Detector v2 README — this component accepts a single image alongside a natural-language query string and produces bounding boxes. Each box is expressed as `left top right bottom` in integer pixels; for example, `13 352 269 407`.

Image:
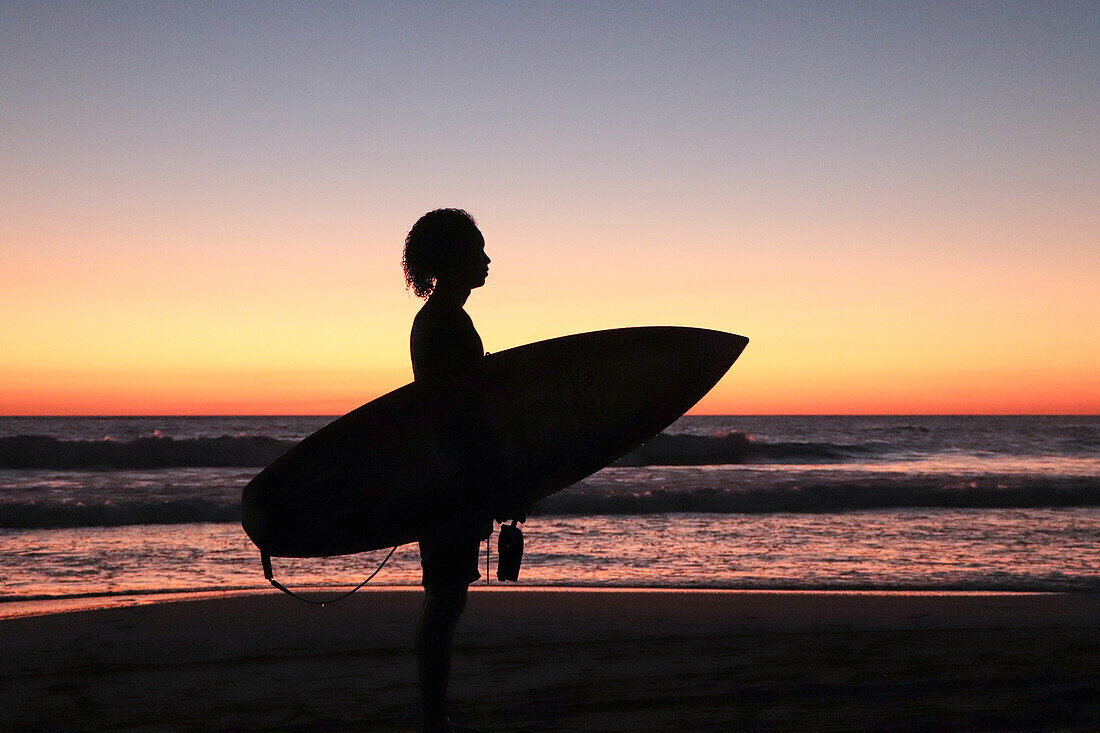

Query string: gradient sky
2 1 1097 414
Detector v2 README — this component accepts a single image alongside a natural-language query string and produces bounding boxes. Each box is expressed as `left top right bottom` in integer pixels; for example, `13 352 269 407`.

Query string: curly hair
402 208 482 298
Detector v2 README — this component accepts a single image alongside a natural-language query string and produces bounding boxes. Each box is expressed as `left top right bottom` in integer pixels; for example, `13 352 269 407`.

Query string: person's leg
416 584 468 732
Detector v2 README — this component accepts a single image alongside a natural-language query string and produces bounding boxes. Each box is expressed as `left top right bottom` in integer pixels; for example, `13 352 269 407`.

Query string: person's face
453 234 490 289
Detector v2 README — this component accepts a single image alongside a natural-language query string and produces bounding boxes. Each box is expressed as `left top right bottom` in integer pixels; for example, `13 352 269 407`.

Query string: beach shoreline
0 584 1063 621
4 588 1098 731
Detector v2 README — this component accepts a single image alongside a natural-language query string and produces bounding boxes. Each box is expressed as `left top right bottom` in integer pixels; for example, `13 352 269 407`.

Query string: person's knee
425 584 468 622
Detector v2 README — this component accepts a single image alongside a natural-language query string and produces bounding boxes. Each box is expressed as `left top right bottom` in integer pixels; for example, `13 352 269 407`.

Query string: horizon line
3 413 1097 419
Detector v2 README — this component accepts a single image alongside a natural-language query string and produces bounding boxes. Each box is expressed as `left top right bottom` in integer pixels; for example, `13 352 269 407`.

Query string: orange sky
2 4 1097 415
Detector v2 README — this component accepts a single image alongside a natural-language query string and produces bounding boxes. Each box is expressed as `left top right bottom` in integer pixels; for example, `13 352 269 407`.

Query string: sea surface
1 415 1097 603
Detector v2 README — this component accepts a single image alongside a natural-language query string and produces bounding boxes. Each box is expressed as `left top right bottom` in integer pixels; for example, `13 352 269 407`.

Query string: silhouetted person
403 208 496 733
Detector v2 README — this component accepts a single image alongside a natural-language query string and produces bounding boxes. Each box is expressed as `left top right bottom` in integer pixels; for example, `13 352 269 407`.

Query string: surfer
403 208 510 733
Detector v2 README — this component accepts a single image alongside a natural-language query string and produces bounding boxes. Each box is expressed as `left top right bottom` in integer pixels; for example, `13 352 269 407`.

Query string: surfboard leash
260 546 397 607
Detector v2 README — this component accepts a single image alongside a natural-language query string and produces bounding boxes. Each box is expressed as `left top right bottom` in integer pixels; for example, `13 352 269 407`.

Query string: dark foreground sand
3 589 1098 731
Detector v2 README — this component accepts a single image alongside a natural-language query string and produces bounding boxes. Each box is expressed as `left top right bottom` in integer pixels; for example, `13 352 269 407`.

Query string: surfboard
242 326 747 558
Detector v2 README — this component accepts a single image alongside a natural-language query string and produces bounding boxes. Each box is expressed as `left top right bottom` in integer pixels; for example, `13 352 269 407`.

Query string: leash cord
264 545 398 607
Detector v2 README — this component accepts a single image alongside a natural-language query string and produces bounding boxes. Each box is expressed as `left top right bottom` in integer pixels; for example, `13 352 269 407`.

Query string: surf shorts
418 518 492 591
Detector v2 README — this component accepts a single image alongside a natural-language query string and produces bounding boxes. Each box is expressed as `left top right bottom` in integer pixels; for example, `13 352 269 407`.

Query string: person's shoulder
412 299 467 333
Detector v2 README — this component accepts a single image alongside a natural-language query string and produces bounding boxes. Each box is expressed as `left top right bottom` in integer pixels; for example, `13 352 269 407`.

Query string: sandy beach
2 589 1098 731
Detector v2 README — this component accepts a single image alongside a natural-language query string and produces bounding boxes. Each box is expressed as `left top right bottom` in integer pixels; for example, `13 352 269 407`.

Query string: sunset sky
2 1 1097 415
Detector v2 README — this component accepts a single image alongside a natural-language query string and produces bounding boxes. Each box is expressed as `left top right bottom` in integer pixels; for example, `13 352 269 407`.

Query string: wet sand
3 589 1098 731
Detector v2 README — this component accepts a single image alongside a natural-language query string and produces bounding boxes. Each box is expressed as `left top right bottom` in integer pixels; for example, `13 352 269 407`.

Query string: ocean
1 415 1097 604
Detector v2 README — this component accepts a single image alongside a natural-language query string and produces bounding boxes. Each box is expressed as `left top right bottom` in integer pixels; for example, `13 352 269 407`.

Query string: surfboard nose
664 327 748 374
573 326 746 421
711 330 749 367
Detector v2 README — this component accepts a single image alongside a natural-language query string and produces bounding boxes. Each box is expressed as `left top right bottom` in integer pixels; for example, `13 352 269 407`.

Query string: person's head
403 208 489 299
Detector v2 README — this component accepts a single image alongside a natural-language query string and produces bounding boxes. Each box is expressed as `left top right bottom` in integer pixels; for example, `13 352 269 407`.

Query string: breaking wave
3 476 1096 529
540 476 1100 514
614 431 883 465
0 435 292 469
0 431 877 469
